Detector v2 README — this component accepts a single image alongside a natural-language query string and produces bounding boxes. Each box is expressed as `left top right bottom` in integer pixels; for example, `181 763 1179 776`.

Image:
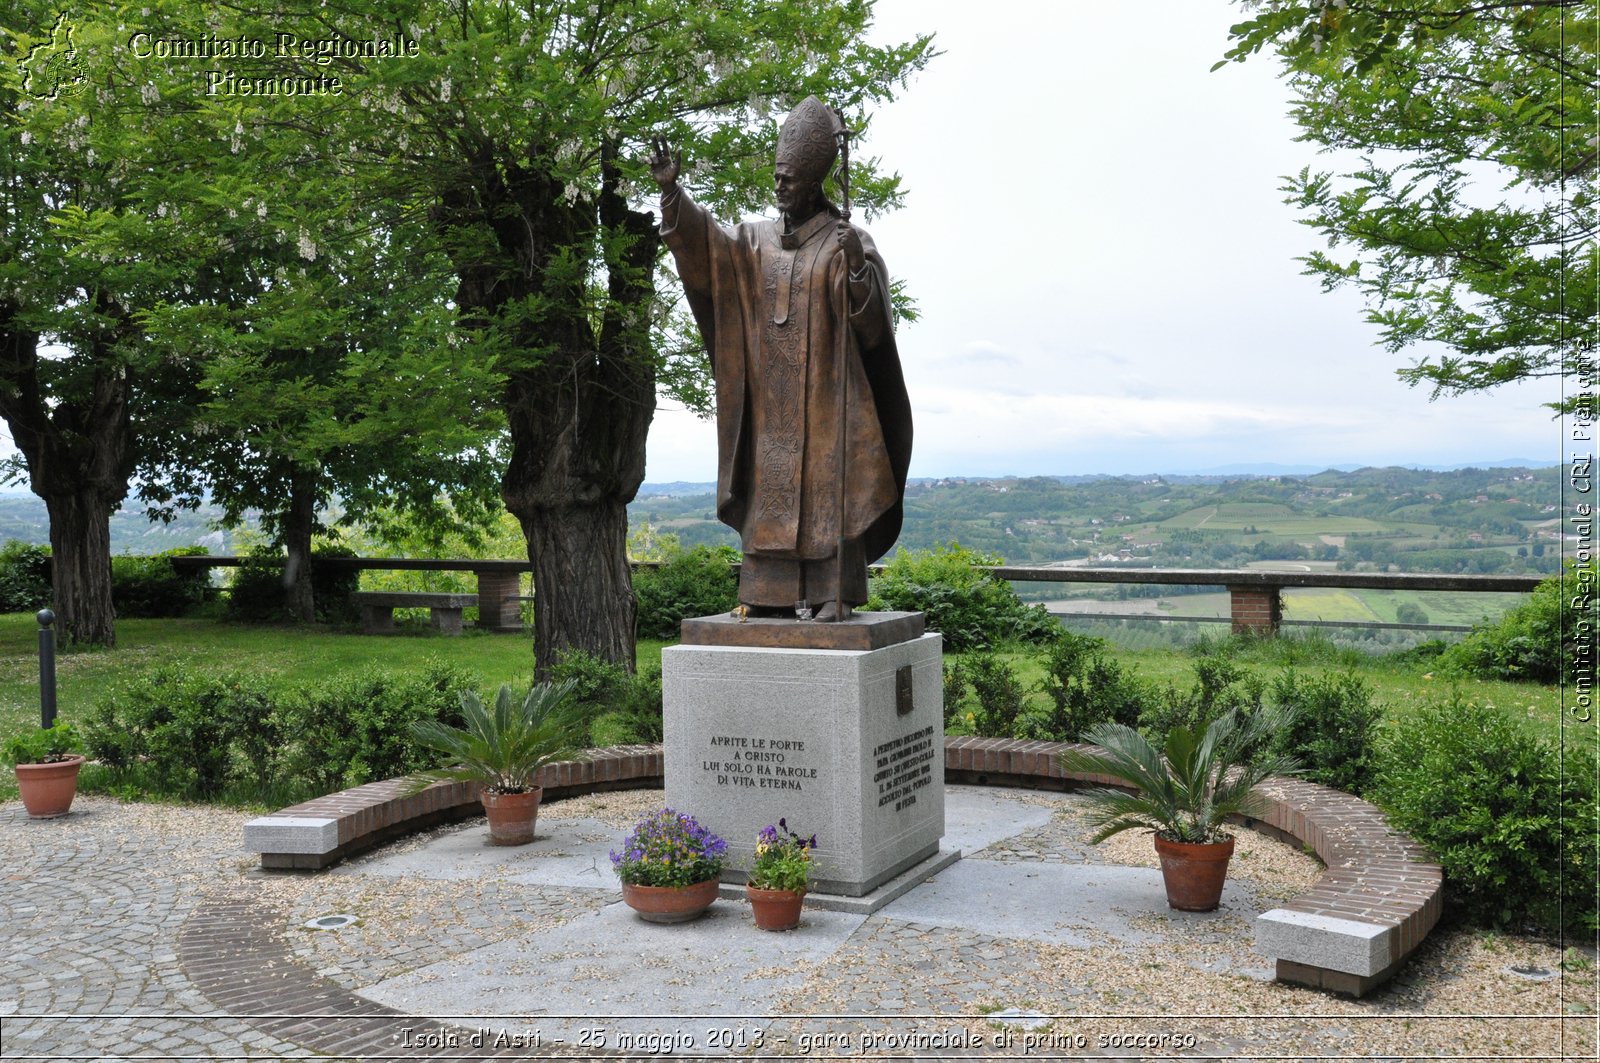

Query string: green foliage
84 666 273 798
4 721 83 766
278 664 476 792
0 541 52 613
748 819 818 893
1139 650 1267 747
83 659 479 802
224 544 361 623
1219 2 1594 412
869 543 1057 651
1266 670 1383 795
407 681 585 795
944 652 1028 738
1061 708 1301 844
1394 602 1429 626
1443 561 1590 683
1020 632 1147 742
550 649 665 746
632 544 739 640
1372 692 1598 934
110 547 210 618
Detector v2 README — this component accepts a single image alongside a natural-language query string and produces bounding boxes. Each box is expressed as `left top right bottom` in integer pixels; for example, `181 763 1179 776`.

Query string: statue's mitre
775 95 841 186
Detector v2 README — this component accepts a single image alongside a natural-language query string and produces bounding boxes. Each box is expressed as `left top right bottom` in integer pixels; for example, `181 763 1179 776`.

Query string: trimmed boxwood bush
111 547 211 618
0 540 52 613
1372 691 1598 934
631 544 739 639
867 542 1057 651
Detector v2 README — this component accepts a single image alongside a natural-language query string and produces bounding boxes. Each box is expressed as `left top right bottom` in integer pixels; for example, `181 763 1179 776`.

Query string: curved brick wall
245 737 1440 997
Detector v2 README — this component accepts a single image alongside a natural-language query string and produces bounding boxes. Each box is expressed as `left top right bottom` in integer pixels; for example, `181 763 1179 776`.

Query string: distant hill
630 463 1565 576
0 463 1567 581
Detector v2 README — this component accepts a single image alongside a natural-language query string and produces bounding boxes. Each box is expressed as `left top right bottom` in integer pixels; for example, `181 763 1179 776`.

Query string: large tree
214 0 934 676
1220 1 1595 413
0 7 197 644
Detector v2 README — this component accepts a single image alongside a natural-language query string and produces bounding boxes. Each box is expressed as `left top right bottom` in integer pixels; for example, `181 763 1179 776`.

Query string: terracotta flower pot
480 786 542 846
621 879 721 923
747 885 805 931
14 755 86 819
1153 833 1235 912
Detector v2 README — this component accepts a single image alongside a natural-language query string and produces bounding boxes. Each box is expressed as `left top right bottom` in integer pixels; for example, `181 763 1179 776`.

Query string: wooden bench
348 591 478 635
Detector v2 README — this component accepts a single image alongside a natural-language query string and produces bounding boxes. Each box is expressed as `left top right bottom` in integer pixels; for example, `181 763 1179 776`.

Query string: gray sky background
644 0 1564 482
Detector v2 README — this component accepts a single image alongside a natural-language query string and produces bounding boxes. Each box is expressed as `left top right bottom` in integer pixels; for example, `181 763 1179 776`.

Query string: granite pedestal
663 614 945 898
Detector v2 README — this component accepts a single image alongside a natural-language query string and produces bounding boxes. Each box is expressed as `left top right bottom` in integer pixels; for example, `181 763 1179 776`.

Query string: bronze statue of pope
650 97 911 622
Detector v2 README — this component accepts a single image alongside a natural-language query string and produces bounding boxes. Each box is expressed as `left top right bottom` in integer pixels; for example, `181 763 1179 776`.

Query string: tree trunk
0 295 134 647
516 497 637 681
282 467 318 622
443 142 660 681
43 490 117 646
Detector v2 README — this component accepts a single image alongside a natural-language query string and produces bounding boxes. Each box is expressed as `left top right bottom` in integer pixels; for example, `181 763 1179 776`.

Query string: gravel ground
3 788 1594 1061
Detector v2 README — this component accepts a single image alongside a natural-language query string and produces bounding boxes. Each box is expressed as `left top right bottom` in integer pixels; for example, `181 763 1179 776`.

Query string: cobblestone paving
0 799 316 1061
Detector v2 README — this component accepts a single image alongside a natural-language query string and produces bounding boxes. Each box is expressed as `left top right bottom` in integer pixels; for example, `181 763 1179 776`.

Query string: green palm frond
404 679 586 795
1060 708 1300 844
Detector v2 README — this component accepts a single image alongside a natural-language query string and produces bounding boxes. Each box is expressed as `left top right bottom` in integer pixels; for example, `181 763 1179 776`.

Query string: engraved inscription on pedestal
662 632 944 897
872 724 935 812
701 735 818 792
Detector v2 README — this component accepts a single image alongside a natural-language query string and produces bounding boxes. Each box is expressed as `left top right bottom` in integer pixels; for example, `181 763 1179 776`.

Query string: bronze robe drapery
661 188 911 608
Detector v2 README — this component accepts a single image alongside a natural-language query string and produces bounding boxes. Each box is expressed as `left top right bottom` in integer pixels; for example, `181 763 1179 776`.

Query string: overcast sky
644 0 1565 483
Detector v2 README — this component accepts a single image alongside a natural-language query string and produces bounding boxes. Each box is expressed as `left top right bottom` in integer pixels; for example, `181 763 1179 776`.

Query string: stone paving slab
2 787 1590 1062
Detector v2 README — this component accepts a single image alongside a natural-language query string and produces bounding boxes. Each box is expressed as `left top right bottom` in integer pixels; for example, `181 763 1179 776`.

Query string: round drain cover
304 913 359 931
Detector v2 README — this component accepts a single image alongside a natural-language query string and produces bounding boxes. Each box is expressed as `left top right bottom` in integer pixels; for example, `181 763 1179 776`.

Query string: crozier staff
651 96 911 622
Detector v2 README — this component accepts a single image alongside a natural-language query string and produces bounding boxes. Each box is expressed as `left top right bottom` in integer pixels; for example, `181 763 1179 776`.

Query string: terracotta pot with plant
406 680 584 845
6 722 88 819
1059 708 1298 911
611 809 728 923
746 819 816 931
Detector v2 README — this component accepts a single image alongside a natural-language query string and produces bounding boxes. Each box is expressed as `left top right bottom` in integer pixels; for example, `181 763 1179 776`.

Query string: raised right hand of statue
649 136 680 192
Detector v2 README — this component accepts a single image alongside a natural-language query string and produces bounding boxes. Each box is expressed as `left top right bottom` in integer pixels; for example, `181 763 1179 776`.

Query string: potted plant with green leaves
405 680 584 846
1059 708 1298 911
746 818 817 931
611 809 728 923
5 721 87 819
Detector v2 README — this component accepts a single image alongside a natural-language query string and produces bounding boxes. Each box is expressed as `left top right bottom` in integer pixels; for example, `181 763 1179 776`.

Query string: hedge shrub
0 540 52 613
1442 560 1591 683
632 544 740 639
1019 631 1147 741
111 547 211 618
84 659 479 803
868 543 1057 651
225 544 361 623
1265 669 1382 796
1372 692 1598 934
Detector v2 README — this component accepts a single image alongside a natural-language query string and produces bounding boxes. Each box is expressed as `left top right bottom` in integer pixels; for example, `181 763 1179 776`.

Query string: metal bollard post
37 608 56 729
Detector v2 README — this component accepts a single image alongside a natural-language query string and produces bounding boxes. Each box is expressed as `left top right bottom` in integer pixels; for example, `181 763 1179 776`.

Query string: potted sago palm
1059 708 1298 911
406 680 584 845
